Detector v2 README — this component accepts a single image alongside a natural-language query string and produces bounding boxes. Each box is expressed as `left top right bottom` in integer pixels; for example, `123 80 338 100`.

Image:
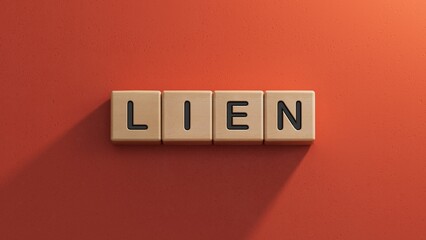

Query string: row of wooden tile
111 90 315 145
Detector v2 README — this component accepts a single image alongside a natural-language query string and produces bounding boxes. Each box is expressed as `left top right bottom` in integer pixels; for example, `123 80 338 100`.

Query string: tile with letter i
162 91 212 144
111 91 161 144
264 90 315 145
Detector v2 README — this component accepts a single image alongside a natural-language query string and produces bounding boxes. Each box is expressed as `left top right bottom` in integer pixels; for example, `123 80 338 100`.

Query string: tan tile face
214 91 264 144
265 91 315 144
111 91 161 143
162 91 212 144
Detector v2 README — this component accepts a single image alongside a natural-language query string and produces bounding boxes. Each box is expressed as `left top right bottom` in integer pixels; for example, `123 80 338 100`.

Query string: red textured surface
1 0 426 239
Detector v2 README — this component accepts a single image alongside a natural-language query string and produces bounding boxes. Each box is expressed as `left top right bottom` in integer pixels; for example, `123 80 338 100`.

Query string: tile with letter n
111 90 161 144
162 90 212 144
264 90 315 145
213 90 264 145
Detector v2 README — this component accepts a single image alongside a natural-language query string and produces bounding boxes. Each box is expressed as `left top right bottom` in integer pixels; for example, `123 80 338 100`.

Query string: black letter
277 101 302 130
184 100 191 130
127 101 148 130
227 101 249 130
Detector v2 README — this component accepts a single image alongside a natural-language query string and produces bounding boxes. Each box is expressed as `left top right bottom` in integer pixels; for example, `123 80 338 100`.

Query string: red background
1 0 426 239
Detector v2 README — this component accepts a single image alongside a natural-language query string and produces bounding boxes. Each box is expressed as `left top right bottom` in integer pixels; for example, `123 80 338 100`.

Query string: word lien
111 90 315 145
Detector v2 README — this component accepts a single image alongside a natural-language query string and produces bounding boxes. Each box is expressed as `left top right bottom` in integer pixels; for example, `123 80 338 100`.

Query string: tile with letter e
111 91 161 144
213 91 264 144
162 91 212 144
264 90 315 144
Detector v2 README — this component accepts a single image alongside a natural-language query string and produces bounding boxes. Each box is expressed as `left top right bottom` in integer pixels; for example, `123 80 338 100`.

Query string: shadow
0 101 309 240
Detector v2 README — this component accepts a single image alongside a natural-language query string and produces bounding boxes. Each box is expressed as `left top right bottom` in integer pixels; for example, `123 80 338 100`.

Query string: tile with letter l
111 90 161 144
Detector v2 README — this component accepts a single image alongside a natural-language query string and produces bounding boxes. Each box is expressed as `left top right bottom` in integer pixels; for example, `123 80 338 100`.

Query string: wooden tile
111 91 161 144
264 90 315 144
162 91 212 144
213 91 263 144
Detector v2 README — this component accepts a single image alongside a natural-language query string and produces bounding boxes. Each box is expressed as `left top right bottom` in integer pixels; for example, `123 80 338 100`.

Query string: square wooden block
265 90 315 144
214 91 264 144
111 91 161 144
162 91 212 144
